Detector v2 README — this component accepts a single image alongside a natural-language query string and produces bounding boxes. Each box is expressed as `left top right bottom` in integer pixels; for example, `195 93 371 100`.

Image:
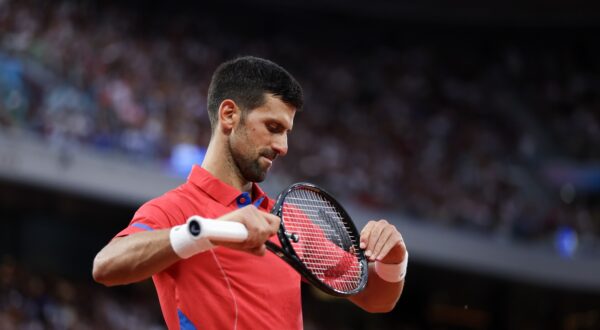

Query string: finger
263 214 281 234
255 221 275 246
261 212 281 225
364 220 387 259
249 244 266 256
242 213 258 237
359 221 376 249
252 209 279 234
371 226 394 259
243 213 265 248
377 232 405 262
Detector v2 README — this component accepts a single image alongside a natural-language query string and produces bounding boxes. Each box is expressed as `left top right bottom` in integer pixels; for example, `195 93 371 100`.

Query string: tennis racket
187 182 369 297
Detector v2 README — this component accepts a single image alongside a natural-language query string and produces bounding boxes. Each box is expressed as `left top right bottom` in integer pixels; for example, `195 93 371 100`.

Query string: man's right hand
212 205 280 256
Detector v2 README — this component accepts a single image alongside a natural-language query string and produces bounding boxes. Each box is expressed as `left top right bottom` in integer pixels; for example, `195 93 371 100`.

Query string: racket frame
266 182 369 297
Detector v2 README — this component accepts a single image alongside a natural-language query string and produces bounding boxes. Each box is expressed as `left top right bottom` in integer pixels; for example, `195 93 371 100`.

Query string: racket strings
282 188 364 292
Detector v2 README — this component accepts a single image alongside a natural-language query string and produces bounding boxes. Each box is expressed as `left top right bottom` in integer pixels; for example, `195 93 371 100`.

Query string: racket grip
189 216 248 242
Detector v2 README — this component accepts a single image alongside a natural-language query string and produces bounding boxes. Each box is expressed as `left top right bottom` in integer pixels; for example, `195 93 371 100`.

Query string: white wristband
374 251 408 283
169 216 214 259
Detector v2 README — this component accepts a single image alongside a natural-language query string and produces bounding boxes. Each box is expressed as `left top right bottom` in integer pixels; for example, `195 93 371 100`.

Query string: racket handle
188 216 248 242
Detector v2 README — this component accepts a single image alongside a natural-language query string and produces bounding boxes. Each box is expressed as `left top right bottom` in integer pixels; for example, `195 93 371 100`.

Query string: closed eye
267 122 285 134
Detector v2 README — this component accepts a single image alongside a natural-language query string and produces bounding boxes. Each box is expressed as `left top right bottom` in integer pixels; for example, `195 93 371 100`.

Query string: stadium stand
0 0 599 328
1 0 597 245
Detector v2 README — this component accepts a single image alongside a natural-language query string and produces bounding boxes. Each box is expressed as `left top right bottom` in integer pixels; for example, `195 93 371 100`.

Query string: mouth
260 150 277 163
259 150 278 169
261 156 273 167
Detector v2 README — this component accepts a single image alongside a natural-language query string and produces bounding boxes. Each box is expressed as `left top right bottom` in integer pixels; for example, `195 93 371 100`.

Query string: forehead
248 94 296 128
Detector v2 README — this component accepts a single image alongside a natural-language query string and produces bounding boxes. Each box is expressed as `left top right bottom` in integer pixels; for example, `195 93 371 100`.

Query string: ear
218 99 241 135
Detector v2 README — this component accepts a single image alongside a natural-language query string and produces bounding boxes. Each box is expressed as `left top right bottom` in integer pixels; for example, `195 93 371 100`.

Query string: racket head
270 182 368 297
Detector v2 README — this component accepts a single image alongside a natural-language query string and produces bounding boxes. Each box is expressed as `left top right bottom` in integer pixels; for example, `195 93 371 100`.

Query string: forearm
351 219 408 313
93 207 280 286
92 230 180 286
348 263 404 313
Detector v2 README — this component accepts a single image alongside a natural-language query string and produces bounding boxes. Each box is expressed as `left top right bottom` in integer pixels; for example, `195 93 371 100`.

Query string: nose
272 133 288 157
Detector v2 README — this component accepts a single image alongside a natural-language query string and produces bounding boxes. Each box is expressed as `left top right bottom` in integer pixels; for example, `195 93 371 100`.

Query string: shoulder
136 183 203 223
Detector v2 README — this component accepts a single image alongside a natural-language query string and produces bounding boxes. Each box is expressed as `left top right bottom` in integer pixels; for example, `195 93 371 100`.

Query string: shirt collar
187 165 269 208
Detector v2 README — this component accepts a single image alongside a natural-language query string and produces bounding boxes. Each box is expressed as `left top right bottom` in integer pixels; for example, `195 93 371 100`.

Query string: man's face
228 94 296 183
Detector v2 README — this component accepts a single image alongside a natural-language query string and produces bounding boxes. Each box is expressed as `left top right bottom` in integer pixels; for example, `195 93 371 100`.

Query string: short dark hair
206 56 303 130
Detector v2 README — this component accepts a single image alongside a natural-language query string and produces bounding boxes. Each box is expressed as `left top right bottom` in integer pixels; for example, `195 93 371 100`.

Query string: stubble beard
229 130 268 183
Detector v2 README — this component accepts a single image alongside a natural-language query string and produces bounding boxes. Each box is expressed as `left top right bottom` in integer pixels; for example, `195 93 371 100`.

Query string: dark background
1 0 599 329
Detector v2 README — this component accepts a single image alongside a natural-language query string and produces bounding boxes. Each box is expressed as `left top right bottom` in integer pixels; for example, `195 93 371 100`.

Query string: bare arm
92 205 280 287
348 220 407 313
92 230 177 286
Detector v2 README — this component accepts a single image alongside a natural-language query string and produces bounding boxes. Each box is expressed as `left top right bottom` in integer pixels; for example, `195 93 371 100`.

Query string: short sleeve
114 202 174 238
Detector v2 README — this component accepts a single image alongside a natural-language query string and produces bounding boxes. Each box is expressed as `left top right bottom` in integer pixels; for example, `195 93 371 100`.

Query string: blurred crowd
0 255 164 330
1 254 399 330
0 0 598 248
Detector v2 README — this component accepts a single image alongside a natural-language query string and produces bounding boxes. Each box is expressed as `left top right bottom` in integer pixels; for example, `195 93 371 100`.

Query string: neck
201 134 252 193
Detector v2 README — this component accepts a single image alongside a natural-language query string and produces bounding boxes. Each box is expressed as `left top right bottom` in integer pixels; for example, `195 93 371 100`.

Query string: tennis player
92 56 408 329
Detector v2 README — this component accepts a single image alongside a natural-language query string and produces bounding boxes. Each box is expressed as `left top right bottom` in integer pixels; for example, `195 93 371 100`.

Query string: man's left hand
359 219 406 264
